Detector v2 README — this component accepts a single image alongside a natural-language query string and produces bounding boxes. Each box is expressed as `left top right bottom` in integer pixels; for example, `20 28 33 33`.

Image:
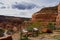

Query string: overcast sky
0 0 60 18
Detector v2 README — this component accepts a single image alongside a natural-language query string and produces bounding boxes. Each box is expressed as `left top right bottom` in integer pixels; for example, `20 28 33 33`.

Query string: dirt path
12 32 20 40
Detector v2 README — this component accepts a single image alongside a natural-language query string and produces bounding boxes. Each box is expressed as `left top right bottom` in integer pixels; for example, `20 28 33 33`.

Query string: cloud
0 7 41 18
0 2 4 5
0 0 60 18
0 6 6 9
12 2 38 10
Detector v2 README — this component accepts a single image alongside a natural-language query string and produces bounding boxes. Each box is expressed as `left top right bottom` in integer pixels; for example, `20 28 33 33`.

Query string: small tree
47 22 56 30
29 21 42 28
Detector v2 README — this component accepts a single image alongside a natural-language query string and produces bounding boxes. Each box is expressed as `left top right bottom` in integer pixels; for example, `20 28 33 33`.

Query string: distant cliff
0 15 30 24
0 15 31 29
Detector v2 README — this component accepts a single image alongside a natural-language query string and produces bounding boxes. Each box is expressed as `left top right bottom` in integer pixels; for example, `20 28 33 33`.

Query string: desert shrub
6 29 14 35
26 27 33 32
0 29 5 37
21 35 29 40
47 22 56 30
53 35 60 40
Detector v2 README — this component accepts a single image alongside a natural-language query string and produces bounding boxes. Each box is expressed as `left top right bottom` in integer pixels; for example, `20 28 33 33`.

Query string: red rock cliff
32 6 58 22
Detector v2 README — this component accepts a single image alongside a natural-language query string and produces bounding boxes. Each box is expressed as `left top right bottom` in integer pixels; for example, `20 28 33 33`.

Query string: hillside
0 15 30 25
32 5 58 22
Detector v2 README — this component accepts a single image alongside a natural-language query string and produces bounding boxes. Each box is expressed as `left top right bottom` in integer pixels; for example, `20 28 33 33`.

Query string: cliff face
32 6 58 22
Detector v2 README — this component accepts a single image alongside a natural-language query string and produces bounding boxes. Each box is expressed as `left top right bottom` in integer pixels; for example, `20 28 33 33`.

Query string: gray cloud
0 6 6 9
12 2 39 10
0 2 4 5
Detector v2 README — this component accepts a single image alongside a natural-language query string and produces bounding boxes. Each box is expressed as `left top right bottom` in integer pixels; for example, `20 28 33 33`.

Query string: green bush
0 29 5 37
22 35 29 40
47 22 56 30
26 27 33 32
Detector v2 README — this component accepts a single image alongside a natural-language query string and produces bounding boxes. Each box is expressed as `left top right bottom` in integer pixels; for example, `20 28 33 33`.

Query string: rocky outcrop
36 6 58 14
0 35 12 40
32 5 58 22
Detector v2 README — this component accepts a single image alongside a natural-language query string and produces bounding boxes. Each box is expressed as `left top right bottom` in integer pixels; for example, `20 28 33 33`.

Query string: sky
0 0 60 18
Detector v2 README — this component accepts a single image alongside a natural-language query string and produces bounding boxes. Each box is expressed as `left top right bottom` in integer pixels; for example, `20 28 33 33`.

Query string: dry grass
12 31 60 40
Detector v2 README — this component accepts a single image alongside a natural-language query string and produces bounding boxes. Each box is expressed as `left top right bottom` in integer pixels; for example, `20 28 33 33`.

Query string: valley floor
12 31 60 40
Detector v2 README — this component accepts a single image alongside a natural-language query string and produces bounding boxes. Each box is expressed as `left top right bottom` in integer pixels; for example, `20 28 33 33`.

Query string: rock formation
32 5 58 22
56 3 60 28
31 3 60 26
